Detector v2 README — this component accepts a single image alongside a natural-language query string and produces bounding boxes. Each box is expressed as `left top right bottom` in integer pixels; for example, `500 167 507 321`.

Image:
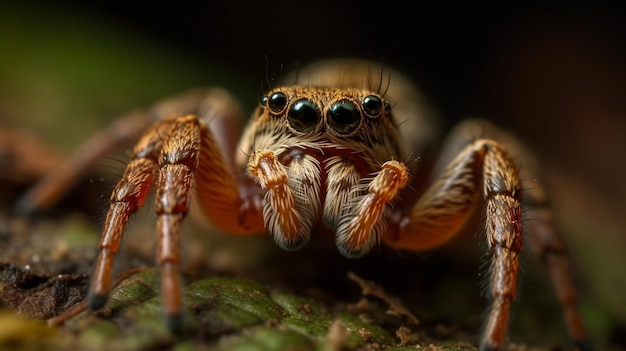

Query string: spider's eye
266 92 288 114
288 98 321 133
327 100 361 134
362 95 383 117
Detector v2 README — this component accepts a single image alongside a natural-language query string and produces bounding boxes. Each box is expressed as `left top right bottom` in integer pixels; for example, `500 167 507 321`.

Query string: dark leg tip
14 196 36 217
165 313 184 334
479 344 499 351
574 339 594 351
88 293 109 310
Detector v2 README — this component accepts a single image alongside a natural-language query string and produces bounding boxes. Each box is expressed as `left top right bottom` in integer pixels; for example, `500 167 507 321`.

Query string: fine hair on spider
16 57 591 351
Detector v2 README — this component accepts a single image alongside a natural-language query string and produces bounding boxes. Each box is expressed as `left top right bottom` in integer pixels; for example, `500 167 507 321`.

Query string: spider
18 58 590 351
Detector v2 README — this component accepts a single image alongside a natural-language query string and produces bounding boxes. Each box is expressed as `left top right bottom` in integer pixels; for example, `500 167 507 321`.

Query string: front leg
385 138 523 351
88 115 201 331
89 89 269 331
155 115 201 329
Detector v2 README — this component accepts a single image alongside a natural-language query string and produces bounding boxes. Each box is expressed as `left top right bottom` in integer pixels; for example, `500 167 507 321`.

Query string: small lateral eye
264 92 288 114
327 100 361 134
288 98 321 133
362 95 383 117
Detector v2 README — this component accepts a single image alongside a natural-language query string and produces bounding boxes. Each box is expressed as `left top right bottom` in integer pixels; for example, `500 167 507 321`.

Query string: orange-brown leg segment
89 89 266 331
89 99 261 325
481 142 523 351
154 115 201 329
190 90 267 237
385 138 523 351
444 119 590 350
525 201 591 350
16 88 242 216
16 111 151 215
521 161 591 351
89 117 176 310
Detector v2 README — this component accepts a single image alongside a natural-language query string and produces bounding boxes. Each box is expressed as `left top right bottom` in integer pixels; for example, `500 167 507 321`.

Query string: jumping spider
18 59 590 350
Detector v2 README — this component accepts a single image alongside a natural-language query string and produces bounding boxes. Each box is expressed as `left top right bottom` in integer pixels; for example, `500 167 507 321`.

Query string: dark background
5 0 624 177
32 0 624 122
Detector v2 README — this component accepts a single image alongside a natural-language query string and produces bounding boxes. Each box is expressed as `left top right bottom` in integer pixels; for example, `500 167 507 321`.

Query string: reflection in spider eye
288 99 320 133
362 95 383 117
266 92 288 113
328 100 361 134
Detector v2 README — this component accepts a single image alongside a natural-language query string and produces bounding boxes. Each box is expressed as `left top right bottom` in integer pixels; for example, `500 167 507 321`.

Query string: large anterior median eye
288 98 321 133
327 100 361 134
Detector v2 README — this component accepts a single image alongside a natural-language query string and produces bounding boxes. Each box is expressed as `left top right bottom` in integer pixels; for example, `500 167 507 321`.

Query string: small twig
347 271 418 325
47 266 150 327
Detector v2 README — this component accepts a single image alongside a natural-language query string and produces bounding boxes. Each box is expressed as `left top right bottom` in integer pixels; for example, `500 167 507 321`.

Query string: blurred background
1 0 625 349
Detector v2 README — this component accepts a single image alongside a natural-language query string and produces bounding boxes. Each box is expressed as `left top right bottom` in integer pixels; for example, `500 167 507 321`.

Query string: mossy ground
0 197 580 351
0 209 481 351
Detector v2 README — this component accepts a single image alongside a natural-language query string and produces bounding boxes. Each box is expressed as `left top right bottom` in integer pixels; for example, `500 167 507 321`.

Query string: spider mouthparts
87 292 109 310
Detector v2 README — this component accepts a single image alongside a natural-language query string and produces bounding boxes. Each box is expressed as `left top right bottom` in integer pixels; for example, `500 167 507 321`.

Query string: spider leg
15 110 150 215
387 118 590 350
15 88 232 215
89 116 177 310
89 88 262 331
445 119 591 350
154 115 201 330
91 111 254 330
385 136 523 351
525 199 592 350
190 88 268 236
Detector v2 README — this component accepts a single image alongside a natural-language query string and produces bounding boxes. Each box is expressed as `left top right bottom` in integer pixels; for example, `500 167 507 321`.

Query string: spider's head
257 86 393 140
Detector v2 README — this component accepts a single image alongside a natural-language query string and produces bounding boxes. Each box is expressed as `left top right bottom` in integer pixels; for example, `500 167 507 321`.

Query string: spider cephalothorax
242 86 408 257
18 58 591 351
